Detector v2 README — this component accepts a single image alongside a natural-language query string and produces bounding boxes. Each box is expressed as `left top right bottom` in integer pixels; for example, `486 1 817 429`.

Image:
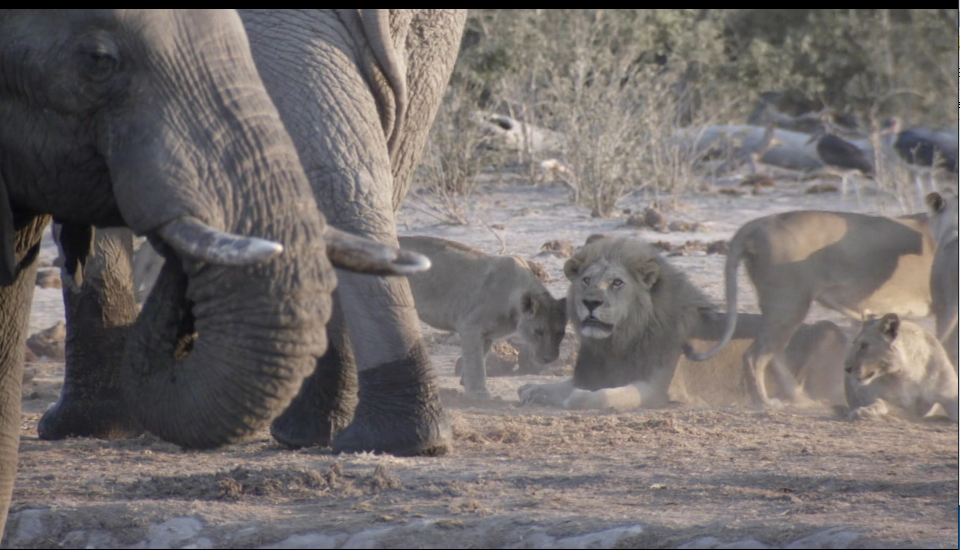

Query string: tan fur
842 314 957 422
518 236 715 411
925 192 958 368
688 210 936 407
399 236 566 397
673 321 849 407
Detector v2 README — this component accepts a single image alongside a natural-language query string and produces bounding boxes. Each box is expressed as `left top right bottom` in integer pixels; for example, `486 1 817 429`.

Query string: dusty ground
4 172 958 548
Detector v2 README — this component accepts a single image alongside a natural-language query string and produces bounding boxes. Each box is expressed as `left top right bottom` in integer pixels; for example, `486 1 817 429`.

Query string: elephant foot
38 387 143 440
271 341 358 449
333 344 451 457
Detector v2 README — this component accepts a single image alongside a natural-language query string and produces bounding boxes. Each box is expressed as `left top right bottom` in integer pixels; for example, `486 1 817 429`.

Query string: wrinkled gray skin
0 9 346 537
41 10 468 454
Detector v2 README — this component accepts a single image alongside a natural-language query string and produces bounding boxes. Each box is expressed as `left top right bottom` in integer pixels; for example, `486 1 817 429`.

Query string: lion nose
582 299 603 312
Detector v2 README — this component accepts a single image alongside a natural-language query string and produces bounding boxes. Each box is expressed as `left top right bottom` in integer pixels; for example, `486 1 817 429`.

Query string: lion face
516 293 567 364
564 255 659 340
845 313 900 383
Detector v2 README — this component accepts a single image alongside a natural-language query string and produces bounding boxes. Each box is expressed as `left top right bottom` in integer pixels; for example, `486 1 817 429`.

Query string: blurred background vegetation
417 9 959 218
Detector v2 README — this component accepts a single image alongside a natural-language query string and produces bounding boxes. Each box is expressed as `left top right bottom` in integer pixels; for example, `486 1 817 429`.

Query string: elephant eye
534 329 544 337
582 277 591 286
611 279 624 288
79 36 121 84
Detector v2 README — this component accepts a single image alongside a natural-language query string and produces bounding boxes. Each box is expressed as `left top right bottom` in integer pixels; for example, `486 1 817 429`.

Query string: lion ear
634 259 660 289
879 313 900 340
563 257 582 281
926 192 946 214
521 292 539 317
584 233 608 245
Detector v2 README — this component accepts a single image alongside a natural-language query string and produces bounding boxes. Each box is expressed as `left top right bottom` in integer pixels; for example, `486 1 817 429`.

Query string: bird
805 119 874 195
882 117 958 173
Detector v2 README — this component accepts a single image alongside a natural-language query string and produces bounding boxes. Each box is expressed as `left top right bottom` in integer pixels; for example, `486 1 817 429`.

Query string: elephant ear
54 223 93 288
0 173 15 286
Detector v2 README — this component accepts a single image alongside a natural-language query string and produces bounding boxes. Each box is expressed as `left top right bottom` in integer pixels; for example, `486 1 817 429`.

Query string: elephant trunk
123 249 328 448
110 19 335 448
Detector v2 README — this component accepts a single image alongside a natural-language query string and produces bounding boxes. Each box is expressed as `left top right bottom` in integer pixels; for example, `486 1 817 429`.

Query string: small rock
784 527 859 549
706 240 729 255
740 174 775 188
490 224 506 231
805 182 839 194
716 539 770 550
26 322 66 361
35 270 61 289
679 536 721 549
643 207 668 231
668 221 706 233
146 517 203 549
717 187 746 196
553 524 644 549
540 240 574 259
342 526 395 549
10 509 46 546
260 533 342 549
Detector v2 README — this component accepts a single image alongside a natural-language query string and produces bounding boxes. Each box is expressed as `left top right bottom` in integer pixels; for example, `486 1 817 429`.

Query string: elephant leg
38 227 143 440
271 298 358 448
0 215 50 535
331 271 449 457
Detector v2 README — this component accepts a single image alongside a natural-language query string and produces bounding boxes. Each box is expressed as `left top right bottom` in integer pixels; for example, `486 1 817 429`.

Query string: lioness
925 192 958 368
518 236 731 411
687 210 935 407
842 313 958 422
399 236 567 397
674 320 849 407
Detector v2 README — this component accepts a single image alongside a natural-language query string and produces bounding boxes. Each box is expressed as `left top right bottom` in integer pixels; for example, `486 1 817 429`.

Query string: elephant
38 10 468 454
0 9 429 537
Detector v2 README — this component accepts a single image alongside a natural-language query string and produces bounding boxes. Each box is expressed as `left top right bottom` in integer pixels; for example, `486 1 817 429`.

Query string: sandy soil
5 173 958 548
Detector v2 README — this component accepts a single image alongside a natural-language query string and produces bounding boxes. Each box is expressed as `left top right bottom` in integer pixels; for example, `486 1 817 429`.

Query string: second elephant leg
331 272 450 456
38 227 143 440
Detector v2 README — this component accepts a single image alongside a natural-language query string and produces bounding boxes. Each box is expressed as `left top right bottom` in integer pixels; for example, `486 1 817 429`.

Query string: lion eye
611 279 624 288
582 277 591 286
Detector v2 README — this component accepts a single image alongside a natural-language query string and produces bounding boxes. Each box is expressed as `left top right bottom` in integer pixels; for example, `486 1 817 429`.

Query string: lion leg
518 379 575 408
457 330 490 397
564 382 655 411
746 293 810 407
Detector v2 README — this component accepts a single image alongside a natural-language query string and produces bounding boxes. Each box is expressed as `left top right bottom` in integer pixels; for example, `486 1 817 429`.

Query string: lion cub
843 313 958 422
399 236 567 397
925 192 958 368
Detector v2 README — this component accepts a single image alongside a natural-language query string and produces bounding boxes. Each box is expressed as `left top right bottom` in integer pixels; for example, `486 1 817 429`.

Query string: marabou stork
806 121 874 195
882 117 958 174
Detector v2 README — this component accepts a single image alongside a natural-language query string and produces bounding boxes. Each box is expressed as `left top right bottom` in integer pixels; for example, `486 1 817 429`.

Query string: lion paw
563 389 594 410
518 384 549 407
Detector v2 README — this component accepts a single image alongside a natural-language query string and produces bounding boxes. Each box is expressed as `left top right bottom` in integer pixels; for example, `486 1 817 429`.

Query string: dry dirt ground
4 173 958 549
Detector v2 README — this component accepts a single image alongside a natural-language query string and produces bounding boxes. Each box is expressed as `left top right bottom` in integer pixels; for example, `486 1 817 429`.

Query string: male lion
400 236 567 397
687 210 935 408
925 192 958 368
517 236 717 410
842 313 958 422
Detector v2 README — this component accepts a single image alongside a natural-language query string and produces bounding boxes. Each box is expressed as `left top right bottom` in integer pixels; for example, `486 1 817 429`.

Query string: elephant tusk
324 226 430 276
158 216 283 266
